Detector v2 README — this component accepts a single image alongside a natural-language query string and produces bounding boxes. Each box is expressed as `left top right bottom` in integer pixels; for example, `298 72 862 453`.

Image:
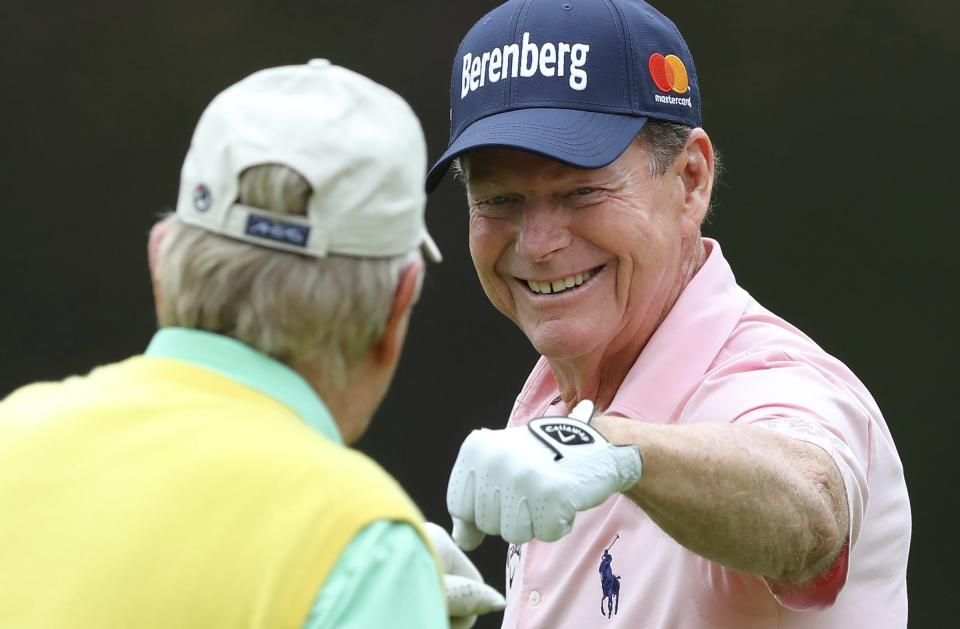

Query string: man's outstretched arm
591 417 849 585
447 403 849 588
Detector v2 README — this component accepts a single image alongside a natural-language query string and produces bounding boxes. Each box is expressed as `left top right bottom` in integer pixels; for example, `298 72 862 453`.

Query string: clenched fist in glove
446 401 643 550
423 522 506 629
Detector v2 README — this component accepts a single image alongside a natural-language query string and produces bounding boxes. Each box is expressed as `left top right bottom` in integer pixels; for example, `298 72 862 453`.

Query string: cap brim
421 231 442 263
425 108 648 192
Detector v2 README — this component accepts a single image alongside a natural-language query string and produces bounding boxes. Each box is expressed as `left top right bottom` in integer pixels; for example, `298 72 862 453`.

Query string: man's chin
526 324 604 362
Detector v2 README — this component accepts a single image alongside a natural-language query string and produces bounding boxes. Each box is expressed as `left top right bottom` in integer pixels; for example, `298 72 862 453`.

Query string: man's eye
472 196 515 213
469 195 516 216
572 187 597 196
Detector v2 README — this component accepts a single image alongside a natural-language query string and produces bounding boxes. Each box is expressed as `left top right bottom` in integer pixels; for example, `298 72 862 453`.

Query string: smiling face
464 135 711 370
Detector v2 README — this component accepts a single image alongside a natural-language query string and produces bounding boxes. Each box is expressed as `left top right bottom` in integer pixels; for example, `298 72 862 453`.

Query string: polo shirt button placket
527 590 542 606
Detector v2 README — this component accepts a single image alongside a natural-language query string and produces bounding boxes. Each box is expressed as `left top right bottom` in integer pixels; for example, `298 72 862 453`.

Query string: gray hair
154 164 421 390
636 120 691 176
635 121 723 213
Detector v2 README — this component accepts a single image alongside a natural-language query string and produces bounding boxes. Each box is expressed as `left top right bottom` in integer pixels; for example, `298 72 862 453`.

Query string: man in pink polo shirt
425 0 910 627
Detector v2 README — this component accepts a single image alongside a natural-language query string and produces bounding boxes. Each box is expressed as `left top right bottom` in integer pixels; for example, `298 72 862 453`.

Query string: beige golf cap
176 59 441 262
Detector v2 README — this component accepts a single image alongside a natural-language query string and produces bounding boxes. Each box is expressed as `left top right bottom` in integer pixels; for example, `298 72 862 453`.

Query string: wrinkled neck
549 236 706 414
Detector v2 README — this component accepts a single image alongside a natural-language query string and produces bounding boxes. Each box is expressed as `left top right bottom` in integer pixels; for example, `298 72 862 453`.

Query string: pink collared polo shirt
501 239 910 629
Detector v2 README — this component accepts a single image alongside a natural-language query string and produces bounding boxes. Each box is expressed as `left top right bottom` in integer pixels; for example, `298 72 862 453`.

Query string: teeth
526 269 596 294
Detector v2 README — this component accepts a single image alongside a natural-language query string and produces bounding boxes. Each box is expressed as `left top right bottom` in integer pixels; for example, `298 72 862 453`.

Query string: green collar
145 327 342 444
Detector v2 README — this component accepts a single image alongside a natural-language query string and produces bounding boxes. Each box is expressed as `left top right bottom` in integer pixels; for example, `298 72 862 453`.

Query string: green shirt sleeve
303 520 448 629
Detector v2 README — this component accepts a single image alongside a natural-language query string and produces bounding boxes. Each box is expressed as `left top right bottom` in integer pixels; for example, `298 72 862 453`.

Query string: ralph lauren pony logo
599 534 621 618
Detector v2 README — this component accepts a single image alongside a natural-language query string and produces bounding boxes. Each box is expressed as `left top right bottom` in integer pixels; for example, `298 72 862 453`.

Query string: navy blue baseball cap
426 0 701 192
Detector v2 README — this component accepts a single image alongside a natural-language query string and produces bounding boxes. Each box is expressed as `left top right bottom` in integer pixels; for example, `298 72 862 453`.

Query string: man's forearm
591 417 849 584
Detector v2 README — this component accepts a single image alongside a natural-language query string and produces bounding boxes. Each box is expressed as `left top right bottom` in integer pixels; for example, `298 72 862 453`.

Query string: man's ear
148 219 170 315
373 259 425 366
674 128 715 236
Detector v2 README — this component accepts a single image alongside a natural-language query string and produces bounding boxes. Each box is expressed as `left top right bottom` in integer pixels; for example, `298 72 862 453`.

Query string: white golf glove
447 401 643 550
423 521 506 629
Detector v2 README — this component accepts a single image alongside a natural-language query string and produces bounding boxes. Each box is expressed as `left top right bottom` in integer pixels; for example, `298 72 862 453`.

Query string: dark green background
1 1 954 626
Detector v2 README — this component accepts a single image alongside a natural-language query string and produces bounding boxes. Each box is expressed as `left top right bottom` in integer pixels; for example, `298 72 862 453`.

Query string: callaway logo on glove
446 401 643 550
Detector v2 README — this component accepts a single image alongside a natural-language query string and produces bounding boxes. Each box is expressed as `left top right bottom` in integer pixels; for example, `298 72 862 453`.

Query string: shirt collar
145 327 342 444
511 239 749 424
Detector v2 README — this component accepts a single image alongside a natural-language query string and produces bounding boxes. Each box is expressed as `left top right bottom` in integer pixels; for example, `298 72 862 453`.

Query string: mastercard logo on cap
648 53 689 94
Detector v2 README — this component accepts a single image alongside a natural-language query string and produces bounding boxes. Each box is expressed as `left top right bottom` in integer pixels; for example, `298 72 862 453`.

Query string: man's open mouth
521 265 604 295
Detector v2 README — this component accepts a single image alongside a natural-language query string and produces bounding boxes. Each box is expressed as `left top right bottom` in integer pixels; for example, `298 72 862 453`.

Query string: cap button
307 58 332 68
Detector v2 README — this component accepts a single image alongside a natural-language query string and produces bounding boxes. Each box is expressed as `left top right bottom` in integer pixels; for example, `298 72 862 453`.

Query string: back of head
154 60 441 390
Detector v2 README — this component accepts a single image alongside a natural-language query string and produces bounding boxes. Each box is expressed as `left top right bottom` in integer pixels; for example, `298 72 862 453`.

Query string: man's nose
515 204 571 262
